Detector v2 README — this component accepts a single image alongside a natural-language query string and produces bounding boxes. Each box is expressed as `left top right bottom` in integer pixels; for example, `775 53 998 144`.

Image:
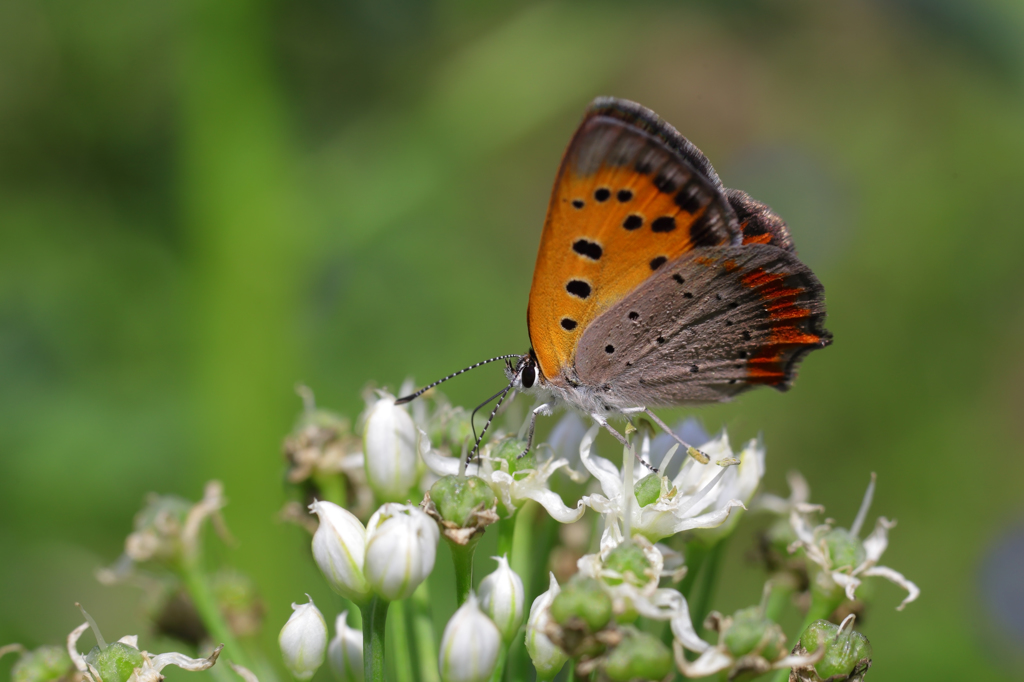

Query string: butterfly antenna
468 381 514 463
395 354 521 405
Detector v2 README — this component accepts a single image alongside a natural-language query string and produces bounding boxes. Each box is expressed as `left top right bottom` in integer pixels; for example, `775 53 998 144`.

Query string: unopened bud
278 597 328 681
309 501 372 604
721 607 786 661
478 556 524 643
550 577 612 633
438 594 501 682
364 503 439 601
429 476 497 529
327 612 363 682
363 395 419 502
525 574 567 678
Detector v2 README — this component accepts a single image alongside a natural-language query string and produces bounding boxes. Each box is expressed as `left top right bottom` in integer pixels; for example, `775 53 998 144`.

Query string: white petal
309 501 371 603
149 646 223 673
670 596 710 653
663 500 745 536
525 574 566 677
439 594 501 682
861 565 921 610
830 571 862 601
417 428 462 476
674 646 731 676
860 516 895 565
578 425 622 496
516 486 585 524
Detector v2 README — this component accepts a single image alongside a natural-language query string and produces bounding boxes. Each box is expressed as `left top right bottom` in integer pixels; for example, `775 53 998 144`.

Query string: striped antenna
468 381 514 462
394 354 521 404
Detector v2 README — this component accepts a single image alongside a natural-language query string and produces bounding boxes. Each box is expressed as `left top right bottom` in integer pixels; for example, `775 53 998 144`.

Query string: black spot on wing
651 216 676 233
572 239 602 260
572 199 584 209
566 280 592 299
623 214 643 230
594 188 611 202
617 189 633 202
561 318 578 331
649 256 667 270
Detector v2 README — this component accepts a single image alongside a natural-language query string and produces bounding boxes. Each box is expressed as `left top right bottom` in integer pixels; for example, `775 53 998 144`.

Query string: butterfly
399 97 831 465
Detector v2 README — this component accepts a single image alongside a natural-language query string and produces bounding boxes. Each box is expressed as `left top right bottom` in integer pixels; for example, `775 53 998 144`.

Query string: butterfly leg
641 408 710 465
591 413 658 473
517 402 553 459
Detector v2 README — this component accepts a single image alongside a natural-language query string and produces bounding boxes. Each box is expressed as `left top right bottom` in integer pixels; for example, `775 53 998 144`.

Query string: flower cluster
6 383 919 682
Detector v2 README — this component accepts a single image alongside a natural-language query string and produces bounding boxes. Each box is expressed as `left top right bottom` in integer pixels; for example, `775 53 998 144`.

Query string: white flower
364 503 439 601
67 619 222 682
478 555 525 643
327 611 363 682
577 535 692 626
278 596 328 681
362 391 420 502
438 593 501 682
309 500 372 604
788 474 920 610
524 574 567 678
578 425 746 543
418 429 585 523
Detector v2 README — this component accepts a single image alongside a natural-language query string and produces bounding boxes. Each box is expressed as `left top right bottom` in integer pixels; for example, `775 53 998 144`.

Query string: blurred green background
2 0 1024 679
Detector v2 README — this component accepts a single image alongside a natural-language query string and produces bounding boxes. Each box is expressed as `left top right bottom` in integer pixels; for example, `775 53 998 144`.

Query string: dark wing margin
586 97 725 190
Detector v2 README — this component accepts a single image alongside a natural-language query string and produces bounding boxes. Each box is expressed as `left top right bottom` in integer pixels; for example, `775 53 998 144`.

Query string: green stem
449 538 478 606
411 581 441 682
361 597 390 682
178 558 252 670
691 539 728 636
496 511 518 560
677 541 708 601
488 645 508 682
507 503 536 682
764 577 796 624
312 470 346 508
388 599 414 682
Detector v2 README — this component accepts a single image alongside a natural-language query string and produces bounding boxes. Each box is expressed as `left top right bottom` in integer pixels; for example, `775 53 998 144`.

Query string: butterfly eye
521 365 536 389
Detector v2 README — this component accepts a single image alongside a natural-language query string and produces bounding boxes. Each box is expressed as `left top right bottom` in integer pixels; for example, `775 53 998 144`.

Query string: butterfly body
509 98 830 427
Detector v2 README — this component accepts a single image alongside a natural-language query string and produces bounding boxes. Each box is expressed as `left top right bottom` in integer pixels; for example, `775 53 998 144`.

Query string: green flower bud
721 607 786 661
430 476 497 528
550 577 612 632
84 642 145 682
799 619 872 680
821 529 866 570
603 630 673 682
633 474 662 508
602 540 652 587
10 646 72 682
489 437 535 474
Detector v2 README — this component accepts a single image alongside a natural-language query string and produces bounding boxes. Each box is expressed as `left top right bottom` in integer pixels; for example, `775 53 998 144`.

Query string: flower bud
438 593 501 682
603 630 673 682
10 646 72 682
797 618 872 681
309 501 372 604
478 556 525 643
364 503 439 601
363 395 419 502
279 597 328 681
525 574 567 678
327 612 363 682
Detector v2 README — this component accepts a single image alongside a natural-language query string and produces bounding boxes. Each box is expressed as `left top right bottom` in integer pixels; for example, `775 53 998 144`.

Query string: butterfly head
505 350 540 393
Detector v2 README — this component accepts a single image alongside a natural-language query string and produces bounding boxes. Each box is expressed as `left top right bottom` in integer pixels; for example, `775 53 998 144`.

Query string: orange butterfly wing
527 99 741 382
